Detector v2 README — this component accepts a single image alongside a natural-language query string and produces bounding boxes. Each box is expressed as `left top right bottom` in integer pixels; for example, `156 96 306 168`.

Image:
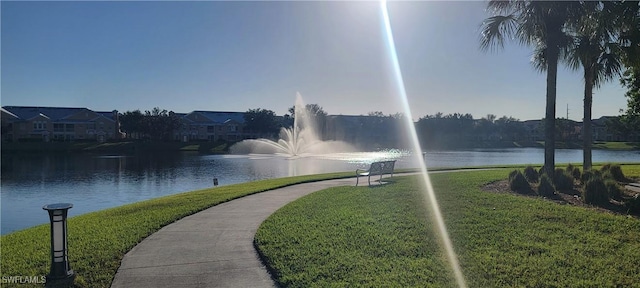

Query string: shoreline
2 140 639 154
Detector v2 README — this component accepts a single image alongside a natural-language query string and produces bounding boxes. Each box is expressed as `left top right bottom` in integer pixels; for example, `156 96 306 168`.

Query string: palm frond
479 14 518 52
531 45 548 72
486 0 522 15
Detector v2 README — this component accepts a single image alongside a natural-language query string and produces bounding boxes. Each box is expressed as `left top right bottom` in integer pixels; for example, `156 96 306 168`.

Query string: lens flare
379 1 467 287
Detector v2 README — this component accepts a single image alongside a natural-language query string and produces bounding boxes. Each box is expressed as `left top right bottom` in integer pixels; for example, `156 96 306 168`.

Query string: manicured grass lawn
593 141 640 150
255 167 640 287
0 172 353 288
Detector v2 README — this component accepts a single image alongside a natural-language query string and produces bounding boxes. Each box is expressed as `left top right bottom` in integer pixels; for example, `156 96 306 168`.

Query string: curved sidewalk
111 177 362 288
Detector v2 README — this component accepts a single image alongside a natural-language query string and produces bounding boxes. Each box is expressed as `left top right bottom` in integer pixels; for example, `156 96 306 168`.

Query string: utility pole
566 104 569 120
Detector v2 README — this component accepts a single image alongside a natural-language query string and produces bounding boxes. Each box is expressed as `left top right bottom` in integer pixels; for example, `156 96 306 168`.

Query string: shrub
583 177 609 205
607 165 628 182
523 166 539 183
567 167 582 180
537 174 555 197
554 168 574 191
581 170 601 184
605 180 623 200
508 170 518 182
509 170 530 193
625 194 640 214
538 167 546 176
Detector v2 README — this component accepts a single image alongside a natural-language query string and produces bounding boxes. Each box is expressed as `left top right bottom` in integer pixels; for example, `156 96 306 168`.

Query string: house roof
1 106 119 123
95 111 117 122
191 111 246 124
2 106 89 121
1 107 19 119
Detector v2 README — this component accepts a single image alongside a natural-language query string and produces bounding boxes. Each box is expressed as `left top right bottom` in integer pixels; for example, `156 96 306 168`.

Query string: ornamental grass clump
509 170 530 193
583 177 609 205
601 164 628 182
605 180 623 200
566 164 581 180
554 168 574 192
523 166 539 183
537 174 555 197
626 194 640 214
581 170 601 184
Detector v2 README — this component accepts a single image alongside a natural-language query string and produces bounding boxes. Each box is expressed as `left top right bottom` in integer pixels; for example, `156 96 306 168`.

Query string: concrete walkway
111 177 366 288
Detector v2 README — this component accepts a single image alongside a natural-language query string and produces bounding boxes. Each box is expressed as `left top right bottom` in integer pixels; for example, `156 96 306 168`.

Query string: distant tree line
415 113 527 149
119 108 182 141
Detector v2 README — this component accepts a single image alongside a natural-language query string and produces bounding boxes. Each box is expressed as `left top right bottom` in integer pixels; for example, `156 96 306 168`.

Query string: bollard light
43 203 75 287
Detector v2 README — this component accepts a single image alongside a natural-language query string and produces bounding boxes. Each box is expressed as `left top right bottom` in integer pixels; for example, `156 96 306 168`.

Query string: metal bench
356 160 396 186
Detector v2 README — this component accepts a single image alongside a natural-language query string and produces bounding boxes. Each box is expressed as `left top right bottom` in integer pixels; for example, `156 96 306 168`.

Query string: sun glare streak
379 1 468 287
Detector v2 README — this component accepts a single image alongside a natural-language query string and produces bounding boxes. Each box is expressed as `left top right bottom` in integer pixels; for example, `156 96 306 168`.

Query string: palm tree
566 3 623 171
480 1 581 177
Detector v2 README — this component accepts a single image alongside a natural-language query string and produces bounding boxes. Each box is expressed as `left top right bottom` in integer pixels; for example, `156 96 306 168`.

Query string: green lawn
255 167 640 287
0 172 354 288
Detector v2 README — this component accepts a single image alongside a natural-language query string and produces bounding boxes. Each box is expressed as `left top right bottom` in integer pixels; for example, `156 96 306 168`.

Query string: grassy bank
0 172 354 288
255 167 640 287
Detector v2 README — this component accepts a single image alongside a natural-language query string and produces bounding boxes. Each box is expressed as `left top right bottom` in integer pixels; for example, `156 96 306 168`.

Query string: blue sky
1 1 629 121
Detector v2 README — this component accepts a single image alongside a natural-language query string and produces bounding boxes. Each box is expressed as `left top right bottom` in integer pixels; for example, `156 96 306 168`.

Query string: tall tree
244 108 279 137
566 2 623 171
119 110 144 139
617 1 640 137
480 1 581 176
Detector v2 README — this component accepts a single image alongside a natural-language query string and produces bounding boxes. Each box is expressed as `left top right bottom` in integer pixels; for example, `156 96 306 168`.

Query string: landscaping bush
509 170 530 192
605 180 623 200
508 170 518 182
537 174 555 197
566 165 581 180
583 177 609 205
581 170 601 184
607 165 628 182
554 168 574 191
625 194 640 214
523 166 539 183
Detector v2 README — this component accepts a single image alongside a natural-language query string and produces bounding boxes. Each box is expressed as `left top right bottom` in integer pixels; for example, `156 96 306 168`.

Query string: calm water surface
2 148 639 234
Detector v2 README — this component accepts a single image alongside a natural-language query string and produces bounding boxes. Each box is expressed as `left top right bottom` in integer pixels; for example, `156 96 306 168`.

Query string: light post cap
43 203 73 211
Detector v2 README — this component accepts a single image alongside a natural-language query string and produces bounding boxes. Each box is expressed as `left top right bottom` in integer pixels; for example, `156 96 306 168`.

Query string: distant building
177 111 255 142
1 106 123 142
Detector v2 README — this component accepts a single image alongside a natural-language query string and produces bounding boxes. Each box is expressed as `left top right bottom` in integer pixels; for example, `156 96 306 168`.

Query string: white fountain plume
230 93 354 157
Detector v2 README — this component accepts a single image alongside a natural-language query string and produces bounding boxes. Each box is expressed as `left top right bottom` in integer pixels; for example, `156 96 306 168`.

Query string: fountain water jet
230 93 355 157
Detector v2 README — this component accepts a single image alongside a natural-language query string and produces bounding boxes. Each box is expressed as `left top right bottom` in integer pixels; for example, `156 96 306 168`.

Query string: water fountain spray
379 1 467 287
230 92 354 157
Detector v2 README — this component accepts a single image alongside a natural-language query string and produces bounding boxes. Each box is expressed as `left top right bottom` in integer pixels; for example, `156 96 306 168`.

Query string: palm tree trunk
583 69 594 171
544 47 559 177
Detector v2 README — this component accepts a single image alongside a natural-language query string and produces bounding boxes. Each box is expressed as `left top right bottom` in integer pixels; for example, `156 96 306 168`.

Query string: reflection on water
2 148 639 234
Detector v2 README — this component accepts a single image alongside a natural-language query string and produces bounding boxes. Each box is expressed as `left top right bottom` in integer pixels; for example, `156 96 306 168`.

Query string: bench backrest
382 160 395 174
369 162 384 175
368 160 396 175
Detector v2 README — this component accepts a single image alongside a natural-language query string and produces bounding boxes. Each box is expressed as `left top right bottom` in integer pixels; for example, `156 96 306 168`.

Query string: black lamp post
43 203 75 287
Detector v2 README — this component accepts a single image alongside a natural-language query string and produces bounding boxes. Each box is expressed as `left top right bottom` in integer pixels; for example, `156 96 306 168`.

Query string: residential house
522 120 544 141
1 106 123 142
178 111 254 142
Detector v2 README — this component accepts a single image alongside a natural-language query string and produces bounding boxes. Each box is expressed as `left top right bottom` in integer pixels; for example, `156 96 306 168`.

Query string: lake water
2 148 639 234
